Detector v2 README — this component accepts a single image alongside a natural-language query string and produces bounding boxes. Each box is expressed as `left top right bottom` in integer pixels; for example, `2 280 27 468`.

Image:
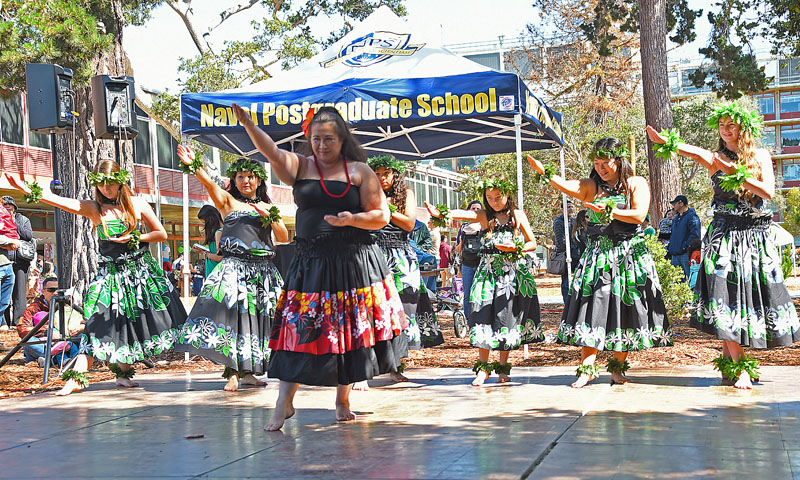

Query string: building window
156 124 178 170
783 158 800 181
779 58 800 85
762 126 777 150
0 94 24 146
465 52 501 70
29 130 50 149
780 90 800 115
753 93 775 115
134 118 151 165
782 124 800 149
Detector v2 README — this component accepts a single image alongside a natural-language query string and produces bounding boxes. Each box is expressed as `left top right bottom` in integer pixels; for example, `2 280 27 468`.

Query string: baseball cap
1 196 16 208
670 195 688 205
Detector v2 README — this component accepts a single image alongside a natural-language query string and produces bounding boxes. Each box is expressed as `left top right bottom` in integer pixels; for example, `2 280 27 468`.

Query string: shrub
782 246 793 280
644 235 694 321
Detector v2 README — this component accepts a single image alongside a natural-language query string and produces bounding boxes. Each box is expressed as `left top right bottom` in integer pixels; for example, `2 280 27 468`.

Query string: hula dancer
352 155 443 390
648 103 800 389
6 161 186 395
176 147 289 392
529 138 671 388
426 178 542 386
230 104 405 430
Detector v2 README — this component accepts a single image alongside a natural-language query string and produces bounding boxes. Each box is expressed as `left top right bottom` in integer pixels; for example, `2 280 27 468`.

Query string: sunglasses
43 287 57 293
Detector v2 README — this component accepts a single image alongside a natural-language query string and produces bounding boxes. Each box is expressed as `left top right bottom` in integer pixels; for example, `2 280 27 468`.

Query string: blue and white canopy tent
180 6 563 210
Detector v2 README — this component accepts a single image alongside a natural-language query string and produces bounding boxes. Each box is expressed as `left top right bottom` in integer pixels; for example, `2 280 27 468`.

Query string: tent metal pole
514 113 528 359
561 148 573 290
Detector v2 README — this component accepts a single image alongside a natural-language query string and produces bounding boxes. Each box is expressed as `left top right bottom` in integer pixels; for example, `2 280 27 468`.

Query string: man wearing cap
667 194 701 281
1 196 32 330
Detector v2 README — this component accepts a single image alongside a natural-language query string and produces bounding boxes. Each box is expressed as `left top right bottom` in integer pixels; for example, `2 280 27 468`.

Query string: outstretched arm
177 145 234 215
425 201 489 230
5 173 99 222
231 104 303 185
527 155 597 203
646 126 715 171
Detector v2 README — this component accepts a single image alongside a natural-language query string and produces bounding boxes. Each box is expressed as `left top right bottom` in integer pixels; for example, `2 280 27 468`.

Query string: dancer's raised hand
424 201 441 218
232 104 255 129
526 154 545 175
646 126 666 144
4 173 31 195
712 152 736 175
177 144 194 166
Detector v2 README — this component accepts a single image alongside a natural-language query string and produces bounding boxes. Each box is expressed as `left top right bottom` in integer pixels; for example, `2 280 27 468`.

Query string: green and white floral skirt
79 247 185 364
469 254 543 350
691 214 800 347
175 254 283 375
557 233 671 351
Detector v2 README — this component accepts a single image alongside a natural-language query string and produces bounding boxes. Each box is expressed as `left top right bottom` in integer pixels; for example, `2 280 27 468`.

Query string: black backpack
462 231 482 257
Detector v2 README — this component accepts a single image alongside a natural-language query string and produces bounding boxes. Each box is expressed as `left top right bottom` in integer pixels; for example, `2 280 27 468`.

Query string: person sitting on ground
17 277 84 367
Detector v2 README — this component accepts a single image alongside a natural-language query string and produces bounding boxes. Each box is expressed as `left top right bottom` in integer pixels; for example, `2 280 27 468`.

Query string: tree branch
209 0 261 32
166 1 210 55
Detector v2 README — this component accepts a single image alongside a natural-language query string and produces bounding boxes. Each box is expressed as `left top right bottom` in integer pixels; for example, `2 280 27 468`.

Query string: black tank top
293 179 362 240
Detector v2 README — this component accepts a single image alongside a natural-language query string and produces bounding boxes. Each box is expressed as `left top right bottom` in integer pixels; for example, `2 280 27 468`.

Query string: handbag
546 250 567 275
16 238 35 262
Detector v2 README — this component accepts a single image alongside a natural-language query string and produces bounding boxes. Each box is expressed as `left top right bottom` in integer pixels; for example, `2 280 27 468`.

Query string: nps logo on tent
320 31 425 68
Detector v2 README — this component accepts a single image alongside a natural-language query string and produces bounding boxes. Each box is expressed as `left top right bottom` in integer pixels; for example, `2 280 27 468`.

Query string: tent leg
514 114 523 209
561 148 572 292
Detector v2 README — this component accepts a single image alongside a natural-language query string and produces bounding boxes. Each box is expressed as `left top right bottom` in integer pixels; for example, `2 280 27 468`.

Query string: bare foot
240 374 267 387
610 372 629 385
264 403 296 431
115 377 139 388
734 372 753 390
471 370 489 386
390 372 409 382
352 381 370 391
498 373 511 383
335 402 356 422
55 379 86 396
571 373 596 389
224 376 239 392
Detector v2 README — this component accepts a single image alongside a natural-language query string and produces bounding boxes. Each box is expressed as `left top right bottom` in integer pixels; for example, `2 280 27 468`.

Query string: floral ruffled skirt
691 214 800 348
557 233 671 351
79 248 185 363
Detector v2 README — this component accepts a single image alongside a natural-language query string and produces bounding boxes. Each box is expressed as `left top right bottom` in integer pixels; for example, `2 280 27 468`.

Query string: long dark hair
197 205 223 245
589 137 635 198
481 182 517 232
385 170 409 213
226 172 271 203
93 160 137 236
306 106 367 163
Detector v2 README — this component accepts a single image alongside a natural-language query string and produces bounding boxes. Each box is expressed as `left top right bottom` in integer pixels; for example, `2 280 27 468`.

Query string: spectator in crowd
428 217 441 271
552 203 576 304
455 200 484 320
658 207 676 245
439 235 451 286
193 204 224 278
0 196 20 340
688 238 702 289
411 220 437 292
642 214 656 236
571 209 589 269
667 195 701 280
17 276 83 367
26 264 41 303
2 196 33 330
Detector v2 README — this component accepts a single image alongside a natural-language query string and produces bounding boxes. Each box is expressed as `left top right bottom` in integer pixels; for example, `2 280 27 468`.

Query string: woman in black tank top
231 104 405 431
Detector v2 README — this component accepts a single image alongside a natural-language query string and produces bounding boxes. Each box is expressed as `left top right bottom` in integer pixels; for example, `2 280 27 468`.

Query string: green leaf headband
476 177 516 195
88 170 131 186
225 158 268 181
590 145 630 161
367 155 406 173
707 103 763 138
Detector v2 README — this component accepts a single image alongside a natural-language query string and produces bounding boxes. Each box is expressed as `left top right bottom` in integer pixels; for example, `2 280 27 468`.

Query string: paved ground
1 366 798 479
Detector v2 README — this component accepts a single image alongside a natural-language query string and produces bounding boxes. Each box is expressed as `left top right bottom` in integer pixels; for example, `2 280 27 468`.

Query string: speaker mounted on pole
25 63 74 134
91 75 138 139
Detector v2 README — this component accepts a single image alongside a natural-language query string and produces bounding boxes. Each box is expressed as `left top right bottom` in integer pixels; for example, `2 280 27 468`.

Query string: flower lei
61 370 89 388
23 181 43 204
533 163 557 184
593 197 618 224
718 163 752 192
225 158 268 181
606 357 630 375
88 170 130 186
179 150 204 175
472 360 495 375
653 128 683 161
712 354 759 382
476 177 516 195
259 206 282 228
109 363 135 379
590 145 629 161
576 363 601 378
431 204 450 229
388 204 397 214
707 103 764 138
367 155 406 173
127 229 142 251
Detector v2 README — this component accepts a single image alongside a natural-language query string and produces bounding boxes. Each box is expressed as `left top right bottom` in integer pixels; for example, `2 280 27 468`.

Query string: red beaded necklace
312 154 351 199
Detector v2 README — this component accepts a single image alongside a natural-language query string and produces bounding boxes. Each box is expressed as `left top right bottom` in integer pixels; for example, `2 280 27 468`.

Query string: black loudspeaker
25 63 74 134
91 75 138 139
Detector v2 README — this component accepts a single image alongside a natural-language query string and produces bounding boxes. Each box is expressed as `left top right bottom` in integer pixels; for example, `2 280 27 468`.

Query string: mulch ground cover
2 274 799 398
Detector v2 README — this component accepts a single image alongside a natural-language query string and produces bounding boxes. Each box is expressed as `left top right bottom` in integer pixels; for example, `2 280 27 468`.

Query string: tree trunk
639 0 680 223
58 0 133 297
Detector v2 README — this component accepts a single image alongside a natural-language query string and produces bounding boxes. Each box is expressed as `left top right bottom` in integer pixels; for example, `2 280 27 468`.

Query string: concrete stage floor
1 366 798 479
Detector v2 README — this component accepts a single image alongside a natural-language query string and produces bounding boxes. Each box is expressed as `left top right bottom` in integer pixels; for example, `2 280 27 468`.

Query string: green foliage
644 235 693 321
784 188 800 237
718 163 752 192
782 245 793 279
652 128 682 161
